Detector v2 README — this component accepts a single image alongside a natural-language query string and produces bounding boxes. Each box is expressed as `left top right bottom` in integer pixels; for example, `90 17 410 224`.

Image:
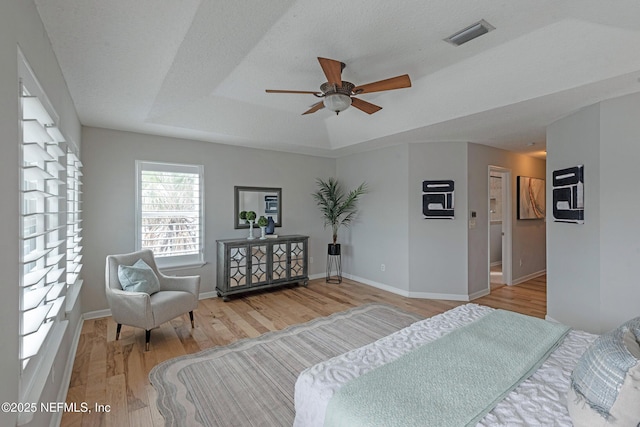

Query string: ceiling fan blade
353 74 411 94
318 57 343 87
266 89 321 95
302 101 325 115
351 97 382 114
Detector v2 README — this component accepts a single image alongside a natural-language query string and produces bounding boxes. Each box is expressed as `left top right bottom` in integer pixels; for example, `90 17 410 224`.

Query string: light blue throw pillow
569 317 640 426
117 259 161 295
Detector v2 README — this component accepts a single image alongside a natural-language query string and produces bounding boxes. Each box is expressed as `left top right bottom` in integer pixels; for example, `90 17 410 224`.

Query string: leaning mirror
234 186 282 229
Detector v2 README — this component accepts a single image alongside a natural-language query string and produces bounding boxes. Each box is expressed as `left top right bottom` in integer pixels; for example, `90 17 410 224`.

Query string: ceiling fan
265 57 411 115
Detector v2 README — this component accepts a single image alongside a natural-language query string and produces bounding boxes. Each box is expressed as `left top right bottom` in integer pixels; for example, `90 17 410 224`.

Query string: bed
293 304 602 427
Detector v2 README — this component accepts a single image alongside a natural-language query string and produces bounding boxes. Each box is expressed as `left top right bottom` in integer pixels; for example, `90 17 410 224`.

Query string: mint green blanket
324 309 570 427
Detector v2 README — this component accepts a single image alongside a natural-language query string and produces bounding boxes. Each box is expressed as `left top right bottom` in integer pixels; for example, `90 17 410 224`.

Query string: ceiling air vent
444 19 495 46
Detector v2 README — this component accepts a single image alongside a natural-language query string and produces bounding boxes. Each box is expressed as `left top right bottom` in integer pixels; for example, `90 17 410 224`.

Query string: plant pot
327 243 341 256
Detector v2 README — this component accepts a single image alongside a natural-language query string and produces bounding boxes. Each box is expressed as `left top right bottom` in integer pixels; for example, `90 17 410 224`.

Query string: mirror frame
234 186 282 229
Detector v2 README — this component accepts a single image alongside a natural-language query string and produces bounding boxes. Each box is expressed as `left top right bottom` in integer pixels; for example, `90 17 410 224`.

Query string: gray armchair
105 249 200 351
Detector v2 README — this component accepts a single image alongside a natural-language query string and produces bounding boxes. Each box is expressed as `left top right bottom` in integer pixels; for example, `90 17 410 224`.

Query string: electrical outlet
381 264 386 272
310 256 314 264
519 258 523 266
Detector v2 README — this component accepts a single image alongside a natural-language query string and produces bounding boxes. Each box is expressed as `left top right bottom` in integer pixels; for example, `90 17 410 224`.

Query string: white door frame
488 166 512 290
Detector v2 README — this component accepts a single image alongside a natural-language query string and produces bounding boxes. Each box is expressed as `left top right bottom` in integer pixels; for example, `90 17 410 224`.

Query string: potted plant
239 210 247 223
257 215 268 239
312 177 368 256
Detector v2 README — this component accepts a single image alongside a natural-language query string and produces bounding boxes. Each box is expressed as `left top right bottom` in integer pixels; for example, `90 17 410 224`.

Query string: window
136 161 204 268
18 50 73 412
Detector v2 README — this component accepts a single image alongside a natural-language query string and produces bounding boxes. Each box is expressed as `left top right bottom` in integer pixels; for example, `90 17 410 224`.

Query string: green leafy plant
257 215 268 227
239 211 247 221
312 178 368 244
246 210 257 221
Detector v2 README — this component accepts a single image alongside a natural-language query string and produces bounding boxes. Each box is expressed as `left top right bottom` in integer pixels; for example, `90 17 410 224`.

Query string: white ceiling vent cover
444 19 495 46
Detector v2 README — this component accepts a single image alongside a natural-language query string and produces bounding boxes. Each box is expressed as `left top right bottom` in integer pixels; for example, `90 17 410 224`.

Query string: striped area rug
149 303 423 426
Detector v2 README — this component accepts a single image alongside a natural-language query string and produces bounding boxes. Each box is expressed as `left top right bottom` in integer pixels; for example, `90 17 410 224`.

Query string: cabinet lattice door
229 247 247 287
251 245 268 283
271 243 288 281
290 241 305 278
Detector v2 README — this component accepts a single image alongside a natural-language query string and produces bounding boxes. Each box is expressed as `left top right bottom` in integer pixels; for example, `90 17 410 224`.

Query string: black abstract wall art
552 165 584 224
422 180 454 219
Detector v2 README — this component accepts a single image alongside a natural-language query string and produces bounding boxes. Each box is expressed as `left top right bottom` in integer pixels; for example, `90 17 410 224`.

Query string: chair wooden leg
189 311 195 328
145 330 151 351
116 324 122 340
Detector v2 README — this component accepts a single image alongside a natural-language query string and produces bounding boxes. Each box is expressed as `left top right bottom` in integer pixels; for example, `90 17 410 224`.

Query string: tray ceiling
35 0 640 157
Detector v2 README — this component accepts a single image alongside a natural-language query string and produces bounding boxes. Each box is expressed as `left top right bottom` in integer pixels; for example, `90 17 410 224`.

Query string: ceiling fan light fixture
323 93 352 114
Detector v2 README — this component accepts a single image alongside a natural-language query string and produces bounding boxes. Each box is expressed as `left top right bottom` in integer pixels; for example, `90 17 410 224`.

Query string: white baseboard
469 288 490 300
343 273 410 297
511 269 546 286
408 290 471 301
199 291 218 300
344 273 471 301
83 308 111 320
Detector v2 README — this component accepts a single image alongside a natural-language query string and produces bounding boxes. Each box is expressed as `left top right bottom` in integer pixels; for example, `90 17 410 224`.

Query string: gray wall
0 1 83 426
546 104 601 332
408 142 469 297
336 145 410 292
337 141 546 300
467 143 547 296
81 126 335 313
547 92 640 333
598 93 640 331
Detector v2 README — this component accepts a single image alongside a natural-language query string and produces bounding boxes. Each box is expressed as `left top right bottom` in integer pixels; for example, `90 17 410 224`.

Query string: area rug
149 303 424 426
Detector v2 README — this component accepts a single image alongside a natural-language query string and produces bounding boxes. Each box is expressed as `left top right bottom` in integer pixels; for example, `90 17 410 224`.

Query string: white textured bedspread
293 304 597 427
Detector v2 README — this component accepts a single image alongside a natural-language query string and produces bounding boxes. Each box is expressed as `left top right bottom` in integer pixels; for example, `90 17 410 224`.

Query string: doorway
488 167 512 291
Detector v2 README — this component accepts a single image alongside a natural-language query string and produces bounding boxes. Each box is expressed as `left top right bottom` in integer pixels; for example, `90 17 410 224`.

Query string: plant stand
326 244 342 283
247 220 255 240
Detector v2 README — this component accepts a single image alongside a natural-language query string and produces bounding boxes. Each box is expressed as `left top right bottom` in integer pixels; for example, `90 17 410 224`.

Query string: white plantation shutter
20 91 67 367
66 150 83 298
18 51 85 414
136 161 204 268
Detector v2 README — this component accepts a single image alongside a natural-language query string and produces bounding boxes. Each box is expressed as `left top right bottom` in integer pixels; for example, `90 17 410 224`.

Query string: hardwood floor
61 275 546 426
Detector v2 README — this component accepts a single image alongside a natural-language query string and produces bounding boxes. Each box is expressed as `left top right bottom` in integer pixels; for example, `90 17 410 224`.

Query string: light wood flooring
490 264 504 290
61 275 546 426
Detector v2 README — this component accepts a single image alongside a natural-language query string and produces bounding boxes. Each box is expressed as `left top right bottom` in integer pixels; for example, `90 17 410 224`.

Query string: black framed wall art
552 165 584 224
422 180 454 219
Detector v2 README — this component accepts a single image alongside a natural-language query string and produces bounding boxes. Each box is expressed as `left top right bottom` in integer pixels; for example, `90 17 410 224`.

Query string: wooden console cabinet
216 235 309 301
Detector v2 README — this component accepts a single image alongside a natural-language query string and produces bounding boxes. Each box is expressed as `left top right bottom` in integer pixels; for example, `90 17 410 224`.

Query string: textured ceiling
35 0 640 157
